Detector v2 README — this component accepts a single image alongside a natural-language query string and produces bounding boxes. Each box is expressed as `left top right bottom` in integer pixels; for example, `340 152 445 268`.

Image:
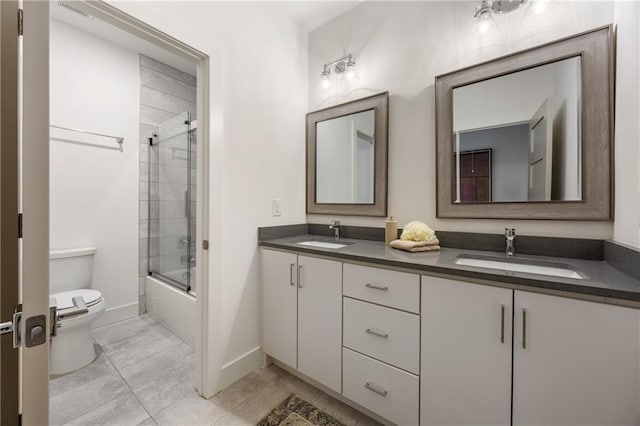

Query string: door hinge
18 213 23 238
202 240 209 250
18 9 23 36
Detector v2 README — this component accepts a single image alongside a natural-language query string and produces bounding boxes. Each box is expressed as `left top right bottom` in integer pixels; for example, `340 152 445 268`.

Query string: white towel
390 239 440 252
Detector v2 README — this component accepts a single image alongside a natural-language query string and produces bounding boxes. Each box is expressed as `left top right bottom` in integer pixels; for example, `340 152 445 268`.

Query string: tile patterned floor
50 315 381 426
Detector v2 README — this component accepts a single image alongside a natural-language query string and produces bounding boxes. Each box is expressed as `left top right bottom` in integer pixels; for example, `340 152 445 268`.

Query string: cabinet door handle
365 382 388 397
297 265 303 288
366 328 389 339
365 283 388 291
522 308 527 349
500 304 505 344
289 263 295 286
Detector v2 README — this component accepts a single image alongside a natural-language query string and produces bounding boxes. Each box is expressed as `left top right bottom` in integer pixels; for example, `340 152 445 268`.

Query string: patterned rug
257 394 346 426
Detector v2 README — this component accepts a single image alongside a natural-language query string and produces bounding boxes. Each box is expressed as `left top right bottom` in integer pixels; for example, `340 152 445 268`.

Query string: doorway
1 2 210 423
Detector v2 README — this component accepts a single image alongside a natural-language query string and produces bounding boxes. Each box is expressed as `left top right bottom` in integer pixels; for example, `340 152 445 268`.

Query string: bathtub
159 267 197 296
146 273 196 347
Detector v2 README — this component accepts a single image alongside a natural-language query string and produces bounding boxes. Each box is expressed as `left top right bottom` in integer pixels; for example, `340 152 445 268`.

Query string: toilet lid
52 289 102 310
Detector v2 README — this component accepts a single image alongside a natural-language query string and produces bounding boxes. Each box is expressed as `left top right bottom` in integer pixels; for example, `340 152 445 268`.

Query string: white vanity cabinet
421 276 512 425
343 264 421 425
264 246 640 426
512 291 640 425
421 275 640 426
262 249 298 369
297 255 342 393
261 249 342 393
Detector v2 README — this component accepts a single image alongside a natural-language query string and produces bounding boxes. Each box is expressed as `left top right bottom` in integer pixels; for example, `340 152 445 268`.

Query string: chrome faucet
329 220 341 240
505 227 516 257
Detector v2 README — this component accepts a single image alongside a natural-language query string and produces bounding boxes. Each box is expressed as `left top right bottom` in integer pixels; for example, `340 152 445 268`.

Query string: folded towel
390 239 441 252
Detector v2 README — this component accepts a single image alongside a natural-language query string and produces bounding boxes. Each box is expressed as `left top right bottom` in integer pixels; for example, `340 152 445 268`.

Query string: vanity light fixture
320 54 357 90
474 0 529 34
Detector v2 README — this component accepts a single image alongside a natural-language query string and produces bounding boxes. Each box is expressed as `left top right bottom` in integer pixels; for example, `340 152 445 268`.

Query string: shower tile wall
139 55 197 313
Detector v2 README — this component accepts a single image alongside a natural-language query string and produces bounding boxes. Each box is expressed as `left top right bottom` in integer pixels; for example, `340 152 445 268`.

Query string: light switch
272 199 282 217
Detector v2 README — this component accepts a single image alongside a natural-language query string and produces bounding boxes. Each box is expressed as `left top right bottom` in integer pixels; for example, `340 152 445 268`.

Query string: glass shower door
148 111 194 292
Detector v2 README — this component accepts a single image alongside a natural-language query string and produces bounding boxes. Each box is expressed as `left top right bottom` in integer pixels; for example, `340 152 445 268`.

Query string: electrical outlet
272 199 282 217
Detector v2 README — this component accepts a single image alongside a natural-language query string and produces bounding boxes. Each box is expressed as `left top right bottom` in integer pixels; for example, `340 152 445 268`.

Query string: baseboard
91 302 139 328
218 346 263 391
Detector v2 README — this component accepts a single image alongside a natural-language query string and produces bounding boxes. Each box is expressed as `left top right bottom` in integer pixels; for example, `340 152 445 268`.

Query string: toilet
49 247 105 375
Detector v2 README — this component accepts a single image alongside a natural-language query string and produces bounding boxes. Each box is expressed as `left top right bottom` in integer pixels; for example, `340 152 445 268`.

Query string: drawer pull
500 304 505 343
290 263 295 286
522 308 527 349
365 382 388 397
365 283 388 291
366 328 389 339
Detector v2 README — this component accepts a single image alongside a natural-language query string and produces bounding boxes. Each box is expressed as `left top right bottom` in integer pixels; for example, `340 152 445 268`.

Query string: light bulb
345 63 357 81
321 75 330 90
476 11 493 35
320 68 330 90
533 0 546 15
478 19 490 34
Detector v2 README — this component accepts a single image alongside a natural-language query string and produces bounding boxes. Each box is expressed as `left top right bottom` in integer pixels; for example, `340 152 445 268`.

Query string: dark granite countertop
259 234 640 305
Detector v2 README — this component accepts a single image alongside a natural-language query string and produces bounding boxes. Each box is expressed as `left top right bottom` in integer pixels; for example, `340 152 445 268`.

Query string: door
421 276 512 425
261 249 297 369
527 100 553 201
297 255 342 393
452 149 492 203
148 112 193 292
513 291 640 425
1 1 21 424
1 1 50 424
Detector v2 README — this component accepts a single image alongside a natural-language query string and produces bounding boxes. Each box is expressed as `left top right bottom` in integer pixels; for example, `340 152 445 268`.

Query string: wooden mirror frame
306 92 389 216
435 25 614 220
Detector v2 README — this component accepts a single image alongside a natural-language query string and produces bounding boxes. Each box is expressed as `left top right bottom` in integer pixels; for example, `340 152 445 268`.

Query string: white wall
317 116 356 202
308 1 639 242
109 1 308 395
49 20 140 325
316 110 374 203
453 63 554 132
613 1 640 249
552 57 581 200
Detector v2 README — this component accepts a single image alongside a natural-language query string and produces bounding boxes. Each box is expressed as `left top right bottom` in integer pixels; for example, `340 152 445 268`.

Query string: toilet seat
52 289 103 310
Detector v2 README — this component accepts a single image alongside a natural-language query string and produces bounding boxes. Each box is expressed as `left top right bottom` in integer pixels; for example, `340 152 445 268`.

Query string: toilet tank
49 248 97 293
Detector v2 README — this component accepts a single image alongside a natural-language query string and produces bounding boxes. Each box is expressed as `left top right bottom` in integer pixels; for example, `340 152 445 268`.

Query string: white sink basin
297 240 348 249
454 256 584 279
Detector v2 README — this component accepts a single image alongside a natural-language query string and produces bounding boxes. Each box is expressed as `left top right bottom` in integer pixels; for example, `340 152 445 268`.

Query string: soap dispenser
385 216 397 245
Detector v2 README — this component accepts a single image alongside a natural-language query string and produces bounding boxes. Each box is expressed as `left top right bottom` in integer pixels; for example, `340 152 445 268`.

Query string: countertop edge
259 240 640 306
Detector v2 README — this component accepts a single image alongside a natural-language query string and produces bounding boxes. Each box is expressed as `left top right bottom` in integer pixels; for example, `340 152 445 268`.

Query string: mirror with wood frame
435 26 614 220
306 92 389 216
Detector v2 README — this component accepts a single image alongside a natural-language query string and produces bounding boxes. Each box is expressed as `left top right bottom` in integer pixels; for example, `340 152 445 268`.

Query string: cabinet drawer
343 263 419 313
343 348 419 426
344 297 420 374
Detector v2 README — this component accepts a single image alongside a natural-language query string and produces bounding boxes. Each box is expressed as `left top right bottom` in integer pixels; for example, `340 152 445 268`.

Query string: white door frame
75 0 213 396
